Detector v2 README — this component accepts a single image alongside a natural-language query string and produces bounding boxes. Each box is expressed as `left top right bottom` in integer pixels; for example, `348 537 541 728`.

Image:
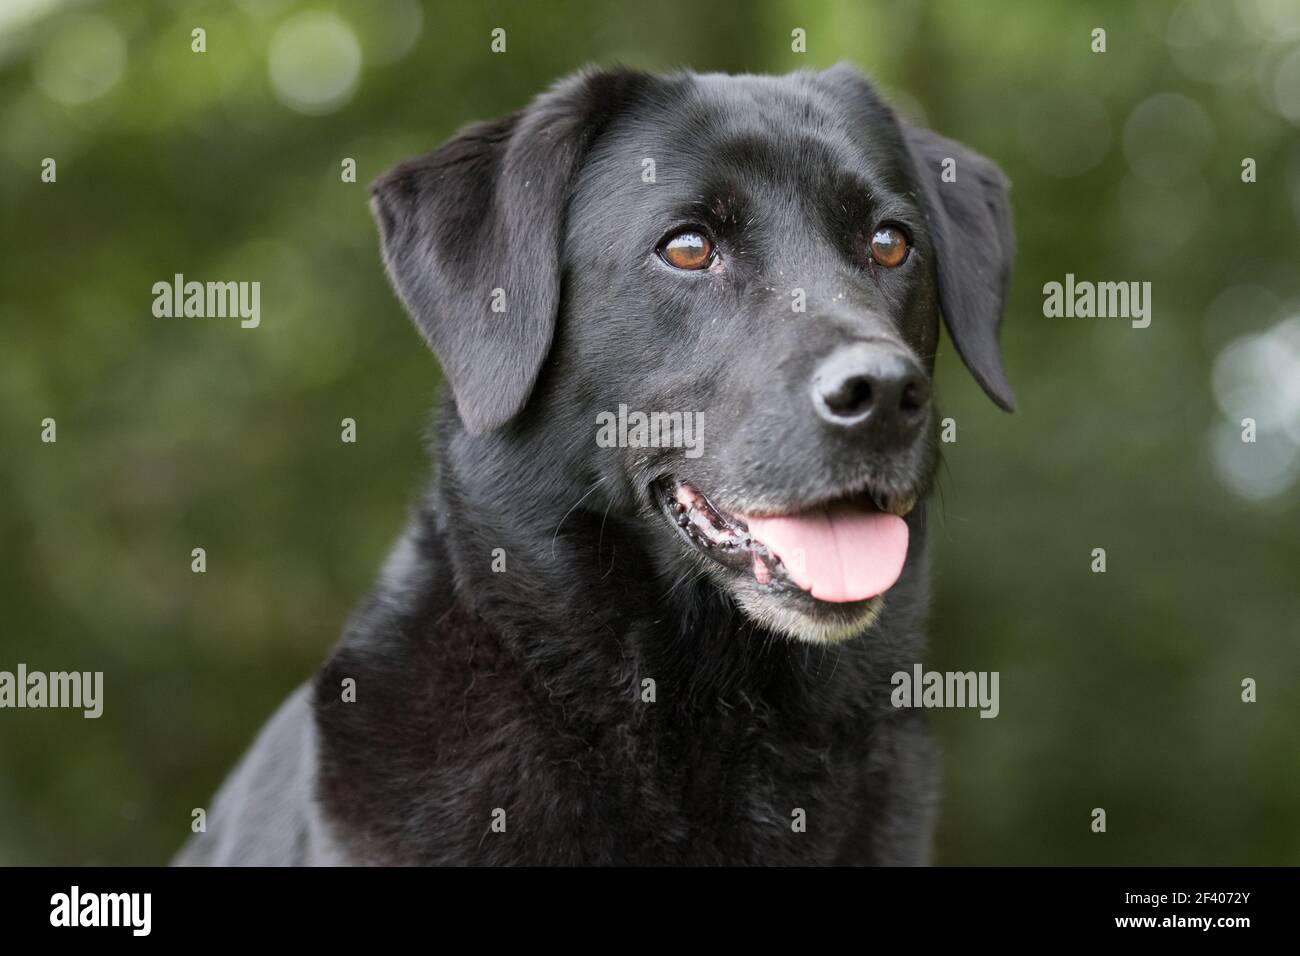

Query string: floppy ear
901 123 1017 412
370 68 646 434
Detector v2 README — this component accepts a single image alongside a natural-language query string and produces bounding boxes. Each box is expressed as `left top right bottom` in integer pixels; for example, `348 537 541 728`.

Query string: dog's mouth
656 478 914 604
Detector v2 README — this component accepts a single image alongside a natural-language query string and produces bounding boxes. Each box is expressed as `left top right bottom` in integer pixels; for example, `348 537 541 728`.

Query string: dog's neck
370 417 930 720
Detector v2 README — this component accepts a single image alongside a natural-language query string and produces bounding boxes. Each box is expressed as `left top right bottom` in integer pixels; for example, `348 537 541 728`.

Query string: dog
175 63 1014 866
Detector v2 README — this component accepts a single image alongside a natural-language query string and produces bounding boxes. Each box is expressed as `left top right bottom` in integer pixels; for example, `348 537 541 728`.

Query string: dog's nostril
899 379 928 416
823 376 874 418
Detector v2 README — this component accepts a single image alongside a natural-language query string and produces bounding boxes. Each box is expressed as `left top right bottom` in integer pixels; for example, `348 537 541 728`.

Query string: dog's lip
658 480 759 559
656 478 794 586
662 475 919 523
717 483 919 521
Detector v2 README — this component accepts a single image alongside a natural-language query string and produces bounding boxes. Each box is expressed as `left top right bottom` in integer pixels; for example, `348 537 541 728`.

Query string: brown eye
659 230 714 270
868 225 909 268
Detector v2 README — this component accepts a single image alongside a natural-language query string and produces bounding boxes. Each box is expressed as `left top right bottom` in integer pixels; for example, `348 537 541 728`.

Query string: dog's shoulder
173 683 345 865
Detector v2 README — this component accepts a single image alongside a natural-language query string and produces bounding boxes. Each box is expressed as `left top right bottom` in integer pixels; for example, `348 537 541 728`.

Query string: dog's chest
321 670 872 865
580 711 870 864
315 590 894 865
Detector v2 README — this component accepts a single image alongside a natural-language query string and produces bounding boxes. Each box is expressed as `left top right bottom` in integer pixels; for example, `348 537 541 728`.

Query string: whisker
550 478 606 560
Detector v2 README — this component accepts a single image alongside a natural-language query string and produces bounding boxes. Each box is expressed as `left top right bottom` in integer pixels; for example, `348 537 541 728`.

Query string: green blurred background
1 0 1297 865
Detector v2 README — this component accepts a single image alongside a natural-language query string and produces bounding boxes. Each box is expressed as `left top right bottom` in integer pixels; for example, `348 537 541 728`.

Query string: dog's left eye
868 225 910 268
658 230 715 270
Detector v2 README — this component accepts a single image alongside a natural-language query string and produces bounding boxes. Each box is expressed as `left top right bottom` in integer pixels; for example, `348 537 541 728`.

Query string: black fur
178 64 1013 866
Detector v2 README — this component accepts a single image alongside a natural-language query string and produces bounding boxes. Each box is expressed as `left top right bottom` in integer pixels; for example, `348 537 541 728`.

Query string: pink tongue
741 507 909 603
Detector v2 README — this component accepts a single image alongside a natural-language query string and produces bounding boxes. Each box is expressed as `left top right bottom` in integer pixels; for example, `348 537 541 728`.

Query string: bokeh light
1210 316 1300 499
1267 45 1300 125
1122 93 1214 182
32 13 126 105
358 0 425 66
1209 418 1299 500
268 12 362 116
1166 0 1256 85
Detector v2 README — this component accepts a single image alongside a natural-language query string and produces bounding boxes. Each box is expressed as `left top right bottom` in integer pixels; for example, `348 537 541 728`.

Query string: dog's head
371 65 1014 643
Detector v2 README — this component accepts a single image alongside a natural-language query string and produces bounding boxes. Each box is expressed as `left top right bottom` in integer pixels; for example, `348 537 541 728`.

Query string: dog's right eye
657 230 715 270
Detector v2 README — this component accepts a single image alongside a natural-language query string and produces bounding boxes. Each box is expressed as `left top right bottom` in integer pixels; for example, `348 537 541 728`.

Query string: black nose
811 343 931 443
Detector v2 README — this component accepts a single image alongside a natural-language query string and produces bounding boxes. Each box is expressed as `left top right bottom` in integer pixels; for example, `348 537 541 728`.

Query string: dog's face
371 66 1014 643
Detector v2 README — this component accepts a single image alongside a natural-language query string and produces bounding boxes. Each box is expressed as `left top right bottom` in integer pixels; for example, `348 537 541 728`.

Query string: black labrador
176 63 1013 866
